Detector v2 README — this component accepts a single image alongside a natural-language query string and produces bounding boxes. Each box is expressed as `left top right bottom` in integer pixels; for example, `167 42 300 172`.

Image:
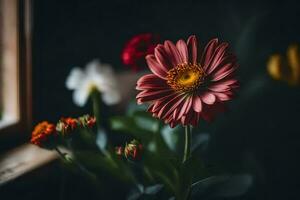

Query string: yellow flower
267 44 300 85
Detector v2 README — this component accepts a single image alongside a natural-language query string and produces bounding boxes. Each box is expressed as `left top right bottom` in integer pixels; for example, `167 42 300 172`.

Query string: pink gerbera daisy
136 35 239 128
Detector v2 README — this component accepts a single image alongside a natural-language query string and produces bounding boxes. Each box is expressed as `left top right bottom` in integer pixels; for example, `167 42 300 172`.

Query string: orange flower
31 121 57 147
56 117 79 135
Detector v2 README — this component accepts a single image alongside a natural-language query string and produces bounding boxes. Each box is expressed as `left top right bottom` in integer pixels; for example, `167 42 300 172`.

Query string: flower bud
115 146 123 157
56 117 79 135
124 140 143 161
78 115 96 128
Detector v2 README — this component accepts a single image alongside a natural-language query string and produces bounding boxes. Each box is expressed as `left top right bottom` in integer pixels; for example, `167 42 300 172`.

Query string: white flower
66 59 121 106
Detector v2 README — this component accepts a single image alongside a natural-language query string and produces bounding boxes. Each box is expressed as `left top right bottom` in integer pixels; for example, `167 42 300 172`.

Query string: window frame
0 0 32 147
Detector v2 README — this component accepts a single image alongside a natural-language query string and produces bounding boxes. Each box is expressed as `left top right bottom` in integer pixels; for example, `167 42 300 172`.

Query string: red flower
56 117 79 135
136 35 239 127
115 146 123 157
87 117 96 128
78 115 97 128
121 33 160 71
124 140 143 161
31 121 57 148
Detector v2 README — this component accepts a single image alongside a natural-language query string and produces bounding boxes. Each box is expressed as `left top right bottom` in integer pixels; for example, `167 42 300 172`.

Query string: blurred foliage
49 98 256 199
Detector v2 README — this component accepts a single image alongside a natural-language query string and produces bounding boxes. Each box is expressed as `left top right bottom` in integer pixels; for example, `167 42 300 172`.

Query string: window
0 0 32 142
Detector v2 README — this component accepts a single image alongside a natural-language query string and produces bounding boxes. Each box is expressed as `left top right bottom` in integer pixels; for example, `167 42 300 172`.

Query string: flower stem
183 125 191 163
54 147 97 180
55 147 67 160
91 89 101 129
182 125 192 200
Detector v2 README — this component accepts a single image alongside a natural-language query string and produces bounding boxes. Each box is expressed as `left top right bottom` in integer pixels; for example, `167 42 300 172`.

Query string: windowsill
0 116 18 129
0 143 57 185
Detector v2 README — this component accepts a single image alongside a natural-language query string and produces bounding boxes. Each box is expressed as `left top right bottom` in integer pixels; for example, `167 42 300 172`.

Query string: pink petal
155 45 172 71
187 35 198 64
136 89 173 104
201 93 216 105
207 54 237 76
137 74 159 85
201 38 219 71
164 40 182 66
176 96 193 120
169 121 178 128
208 84 230 92
205 43 229 74
211 65 236 81
163 95 185 118
213 62 233 75
192 95 202 112
146 55 168 79
147 103 155 112
164 115 173 124
213 92 232 101
173 108 178 120
216 79 238 86
181 116 187 125
136 88 172 98
158 94 186 119
152 93 179 112
176 40 188 63
208 78 238 94
136 74 169 90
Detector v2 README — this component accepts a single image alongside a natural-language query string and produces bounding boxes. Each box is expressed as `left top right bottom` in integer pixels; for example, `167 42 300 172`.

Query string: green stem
54 147 96 180
55 147 67 160
183 125 192 163
182 125 192 200
91 89 101 129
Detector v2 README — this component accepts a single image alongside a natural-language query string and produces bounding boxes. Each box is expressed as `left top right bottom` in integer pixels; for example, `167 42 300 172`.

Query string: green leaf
161 125 180 152
191 174 253 198
182 155 209 182
191 175 229 197
127 184 163 200
212 174 253 197
74 150 134 183
96 128 107 151
144 184 164 195
127 184 144 200
191 132 210 153
143 154 179 194
110 116 152 140
127 100 148 115
132 111 160 134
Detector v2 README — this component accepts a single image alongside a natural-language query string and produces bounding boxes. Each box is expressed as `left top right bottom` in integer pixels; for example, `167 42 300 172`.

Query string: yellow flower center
166 63 205 93
88 84 98 95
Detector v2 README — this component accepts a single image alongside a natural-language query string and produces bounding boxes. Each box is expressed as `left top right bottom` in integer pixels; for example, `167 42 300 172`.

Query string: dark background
17 0 300 199
33 0 300 121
